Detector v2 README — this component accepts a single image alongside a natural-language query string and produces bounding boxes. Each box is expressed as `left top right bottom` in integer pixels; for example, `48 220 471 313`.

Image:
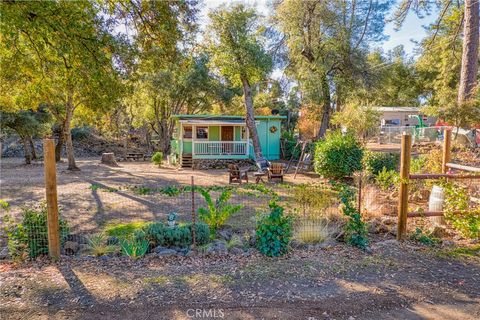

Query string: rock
442 240 455 247
364 246 373 254
63 241 79 255
78 244 90 255
0 247 9 260
218 228 233 241
101 153 119 167
316 240 337 249
429 226 446 238
156 248 178 257
206 240 228 255
107 236 119 245
248 230 256 247
229 247 244 255
66 234 89 245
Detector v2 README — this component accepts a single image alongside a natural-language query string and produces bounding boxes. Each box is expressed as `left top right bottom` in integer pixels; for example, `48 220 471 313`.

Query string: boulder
229 247 244 255
66 234 89 245
157 248 178 257
63 241 79 255
101 153 119 167
0 247 9 260
218 228 233 241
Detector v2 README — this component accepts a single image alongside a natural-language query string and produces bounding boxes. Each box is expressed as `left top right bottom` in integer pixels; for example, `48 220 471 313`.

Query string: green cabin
170 114 285 168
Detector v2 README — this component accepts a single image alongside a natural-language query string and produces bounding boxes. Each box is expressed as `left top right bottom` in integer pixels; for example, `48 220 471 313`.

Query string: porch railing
193 141 248 156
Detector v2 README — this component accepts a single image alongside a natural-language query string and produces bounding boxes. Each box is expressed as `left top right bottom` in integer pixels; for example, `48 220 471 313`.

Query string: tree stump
101 153 119 167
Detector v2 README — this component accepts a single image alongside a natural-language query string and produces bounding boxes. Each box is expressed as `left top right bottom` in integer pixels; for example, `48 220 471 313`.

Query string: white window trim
182 125 193 140
195 126 209 140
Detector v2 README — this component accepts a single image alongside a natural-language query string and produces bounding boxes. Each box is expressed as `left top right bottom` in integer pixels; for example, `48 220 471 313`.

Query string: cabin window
196 126 208 139
183 126 192 139
241 127 247 140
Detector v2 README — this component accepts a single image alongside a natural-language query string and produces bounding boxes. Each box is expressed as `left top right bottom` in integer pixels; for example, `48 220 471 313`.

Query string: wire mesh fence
367 126 449 145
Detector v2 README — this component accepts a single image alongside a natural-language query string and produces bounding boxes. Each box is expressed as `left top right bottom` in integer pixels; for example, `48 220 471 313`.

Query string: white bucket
429 185 445 225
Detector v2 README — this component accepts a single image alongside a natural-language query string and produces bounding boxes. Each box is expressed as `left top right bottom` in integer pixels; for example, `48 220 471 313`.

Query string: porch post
192 125 196 156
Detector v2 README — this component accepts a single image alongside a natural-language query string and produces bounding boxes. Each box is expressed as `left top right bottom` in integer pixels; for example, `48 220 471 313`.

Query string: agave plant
198 189 243 237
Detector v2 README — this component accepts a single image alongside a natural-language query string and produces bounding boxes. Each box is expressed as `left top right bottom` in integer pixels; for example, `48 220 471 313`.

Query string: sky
199 0 438 56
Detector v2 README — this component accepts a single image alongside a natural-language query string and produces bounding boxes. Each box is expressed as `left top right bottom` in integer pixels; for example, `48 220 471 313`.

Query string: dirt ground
1 157 480 319
1 238 479 320
0 157 319 235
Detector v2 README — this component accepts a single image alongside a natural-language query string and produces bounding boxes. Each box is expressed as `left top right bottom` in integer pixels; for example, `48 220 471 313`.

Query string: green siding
183 141 192 153
234 126 241 141
209 126 220 141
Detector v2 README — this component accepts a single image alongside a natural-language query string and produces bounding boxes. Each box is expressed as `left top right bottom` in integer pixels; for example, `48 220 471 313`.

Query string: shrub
3 204 69 259
443 182 480 239
293 184 337 217
71 126 92 140
363 151 399 175
375 168 400 191
104 221 148 239
198 189 243 236
314 131 363 180
334 182 368 249
88 234 118 256
120 233 149 260
294 218 337 244
160 186 182 197
411 227 440 246
151 152 163 167
256 202 292 257
142 222 210 248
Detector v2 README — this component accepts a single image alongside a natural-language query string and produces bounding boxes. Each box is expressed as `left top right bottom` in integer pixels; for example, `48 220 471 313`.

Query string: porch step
181 153 193 168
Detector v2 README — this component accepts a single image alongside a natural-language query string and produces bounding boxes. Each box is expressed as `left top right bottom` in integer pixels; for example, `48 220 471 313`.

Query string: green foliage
87 234 118 256
410 156 427 174
364 151 400 175
104 221 148 240
3 204 69 259
206 3 272 87
133 186 153 195
293 184 337 217
443 182 480 239
411 227 440 246
71 126 92 141
314 131 364 180
120 234 149 260
151 152 163 167
334 182 368 249
142 222 210 248
0 199 10 211
256 202 292 257
159 186 182 197
375 168 400 191
331 103 381 140
198 189 243 236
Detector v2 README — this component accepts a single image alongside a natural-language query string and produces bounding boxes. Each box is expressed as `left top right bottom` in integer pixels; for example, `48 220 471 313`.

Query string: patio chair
255 157 270 173
268 162 285 183
228 164 249 184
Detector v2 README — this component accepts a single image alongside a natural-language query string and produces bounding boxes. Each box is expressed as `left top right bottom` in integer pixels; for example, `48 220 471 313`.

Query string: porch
193 141 251 158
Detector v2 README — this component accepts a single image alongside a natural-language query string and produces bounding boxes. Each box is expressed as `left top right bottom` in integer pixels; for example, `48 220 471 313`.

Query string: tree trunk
28 136 37 160
458 0 479 104
316 74 332 139
22 136 31 165
241 77 263 159
55 125 64 162
64 103 79 171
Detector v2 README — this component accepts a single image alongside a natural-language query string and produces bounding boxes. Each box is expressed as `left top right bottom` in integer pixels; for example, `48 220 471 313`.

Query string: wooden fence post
44 139 60 259
397 132 412 241
191 176 196 247
442 128 452 174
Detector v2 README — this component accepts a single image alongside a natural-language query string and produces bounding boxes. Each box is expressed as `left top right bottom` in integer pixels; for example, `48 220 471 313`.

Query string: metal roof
172 114 287 120
372 107 420 113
